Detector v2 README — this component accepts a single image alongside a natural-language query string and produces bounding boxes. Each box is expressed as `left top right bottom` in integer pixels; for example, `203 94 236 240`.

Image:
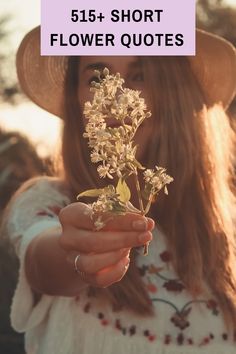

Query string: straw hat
16 26 236 117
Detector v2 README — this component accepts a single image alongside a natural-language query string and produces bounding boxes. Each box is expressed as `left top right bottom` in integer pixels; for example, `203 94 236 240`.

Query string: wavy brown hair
62 56 236 332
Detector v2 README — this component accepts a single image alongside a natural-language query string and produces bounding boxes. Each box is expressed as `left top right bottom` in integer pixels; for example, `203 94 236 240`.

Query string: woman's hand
59 202 155 288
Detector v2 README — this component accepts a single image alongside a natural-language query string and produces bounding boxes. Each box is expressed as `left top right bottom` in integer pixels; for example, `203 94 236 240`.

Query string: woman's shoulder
15 175 69 193
2 176 71 236
10 175 72 205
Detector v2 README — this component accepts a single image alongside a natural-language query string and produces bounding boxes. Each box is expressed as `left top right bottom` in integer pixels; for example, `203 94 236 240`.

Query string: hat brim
16 27 236 118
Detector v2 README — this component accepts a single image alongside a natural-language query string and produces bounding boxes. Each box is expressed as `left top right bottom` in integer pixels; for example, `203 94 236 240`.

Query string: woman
0 129 48 354
3 26 236 353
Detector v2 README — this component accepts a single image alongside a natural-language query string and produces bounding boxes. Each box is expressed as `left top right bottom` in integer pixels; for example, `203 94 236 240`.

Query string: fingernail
124 256 130 265
147 217 155 230
138 231 152 243
132 219 148 231
123 256 130 269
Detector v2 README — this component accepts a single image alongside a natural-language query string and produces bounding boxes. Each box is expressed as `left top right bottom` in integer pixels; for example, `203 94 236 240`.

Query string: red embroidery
87 248 231 345
199 336 211 346
171 308 191 330
48 205 62 215
37 210 51 216
147 283 158 293
177 333 184 345
115 319 122 330
163 280 185 292
206 299 219 315
164 334 171 344
36 204 62 218
222 333 228 340
148 335 156 342
101 319 109 326
160 250 172 262
83 302 91 313
207 299 218 309
129 325 136 336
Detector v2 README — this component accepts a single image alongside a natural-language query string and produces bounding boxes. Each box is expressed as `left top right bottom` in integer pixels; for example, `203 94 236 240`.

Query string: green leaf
126 201 141 213
77 188 104 199
116 178 131 203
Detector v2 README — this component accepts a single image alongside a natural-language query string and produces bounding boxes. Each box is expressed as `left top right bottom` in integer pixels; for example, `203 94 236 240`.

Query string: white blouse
6 177 236 354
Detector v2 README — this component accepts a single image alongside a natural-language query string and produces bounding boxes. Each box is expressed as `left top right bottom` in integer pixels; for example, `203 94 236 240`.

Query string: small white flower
90 151 102 163
94 216 106 230
83 69 152 180
143 169 155 182
97 164 113 179
79 68 174 257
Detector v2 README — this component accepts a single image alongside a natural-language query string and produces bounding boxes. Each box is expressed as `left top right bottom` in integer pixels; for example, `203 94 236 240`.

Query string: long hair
62 56 236 330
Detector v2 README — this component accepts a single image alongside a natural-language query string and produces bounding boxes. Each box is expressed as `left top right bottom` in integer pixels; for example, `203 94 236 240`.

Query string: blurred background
0 0 236 353
0 0 61 159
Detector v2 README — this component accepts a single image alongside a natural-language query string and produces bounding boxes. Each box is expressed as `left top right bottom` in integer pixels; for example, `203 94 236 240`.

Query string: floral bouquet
78 68 173 255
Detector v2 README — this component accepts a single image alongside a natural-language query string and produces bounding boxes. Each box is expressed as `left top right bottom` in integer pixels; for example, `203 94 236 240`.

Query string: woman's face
78 56 154 161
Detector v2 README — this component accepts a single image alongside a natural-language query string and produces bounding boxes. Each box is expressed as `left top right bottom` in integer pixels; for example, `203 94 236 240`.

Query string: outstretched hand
59 202 155 288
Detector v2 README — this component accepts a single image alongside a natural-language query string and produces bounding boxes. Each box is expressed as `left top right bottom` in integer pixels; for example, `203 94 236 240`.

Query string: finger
59 202 155 232
59 202 94 230
64 228 153 253
89 256 130 288
70 248 131 274
101 214 155 232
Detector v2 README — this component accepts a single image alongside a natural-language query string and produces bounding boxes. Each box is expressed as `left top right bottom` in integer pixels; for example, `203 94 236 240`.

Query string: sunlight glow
0 102 62 157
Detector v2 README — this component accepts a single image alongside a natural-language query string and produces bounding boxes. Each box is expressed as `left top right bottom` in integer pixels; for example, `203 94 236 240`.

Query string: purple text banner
41 0 196 56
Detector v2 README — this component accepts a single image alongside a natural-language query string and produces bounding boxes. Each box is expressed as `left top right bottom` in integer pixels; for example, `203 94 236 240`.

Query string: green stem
156 272 180 282
180 300 207 313
134 172 144 214
151 298 179 313
144 195 153 215
134 172 150 256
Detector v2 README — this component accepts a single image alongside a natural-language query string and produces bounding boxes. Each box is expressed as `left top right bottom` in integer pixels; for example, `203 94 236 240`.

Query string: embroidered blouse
5 177 236 354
